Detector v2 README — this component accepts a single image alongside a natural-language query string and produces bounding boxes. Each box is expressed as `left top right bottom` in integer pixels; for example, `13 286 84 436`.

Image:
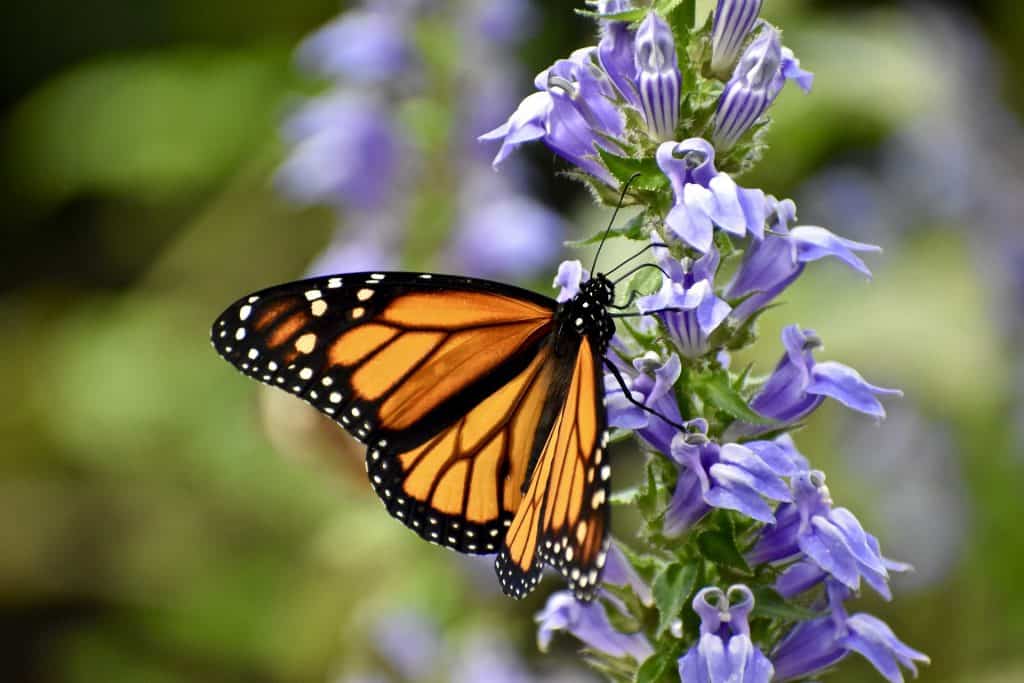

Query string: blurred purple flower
726 197 881 322
553 259 589 302
307 216 401 276
638 237 731 358
665 422 795 534
656 139 766 252
711 0 763 77
453 635 534 683
748 471 910 599
678 586 774 683
536 592 653 661
746 325 902 427
635 12 681 140
452 185 564 279
465 0 537 45
297 9 414 84
712 27 813 150
277 93 403 211
372 610 442 680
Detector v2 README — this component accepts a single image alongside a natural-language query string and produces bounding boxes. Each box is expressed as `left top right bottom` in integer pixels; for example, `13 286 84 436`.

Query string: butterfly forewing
211 272 555 446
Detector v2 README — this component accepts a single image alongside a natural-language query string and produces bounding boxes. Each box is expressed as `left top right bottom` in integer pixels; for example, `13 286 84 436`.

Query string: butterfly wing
496 336 611 601
211 272 558 550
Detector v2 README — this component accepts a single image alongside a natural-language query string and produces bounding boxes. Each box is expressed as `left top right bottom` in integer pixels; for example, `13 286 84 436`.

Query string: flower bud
711 0 763 77
635 12 681 141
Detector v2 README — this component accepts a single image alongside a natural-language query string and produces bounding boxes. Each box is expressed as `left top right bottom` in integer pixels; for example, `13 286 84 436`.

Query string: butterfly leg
603 359 688 432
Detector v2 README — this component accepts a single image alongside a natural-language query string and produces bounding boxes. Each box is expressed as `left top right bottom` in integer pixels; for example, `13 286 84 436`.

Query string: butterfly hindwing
367 342 557 553
496 336 610 600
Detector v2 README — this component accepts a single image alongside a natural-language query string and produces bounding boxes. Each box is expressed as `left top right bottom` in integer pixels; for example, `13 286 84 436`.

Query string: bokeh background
2 0 1022 681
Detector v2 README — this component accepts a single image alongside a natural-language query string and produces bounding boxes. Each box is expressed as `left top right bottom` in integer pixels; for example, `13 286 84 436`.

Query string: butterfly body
212 270 615 600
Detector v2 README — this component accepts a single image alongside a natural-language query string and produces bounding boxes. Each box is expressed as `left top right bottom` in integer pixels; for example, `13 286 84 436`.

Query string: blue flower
746 325 902 426
712 26 813 150
604 351 686 455
677 585 774 683
772 581 929 683
595 0 641 110
710 1 763 77
553 259 589 302
277 93 403 211
635 12 681 141
536 591 653 661
748 470 910 599
726 197 882 322
638 236 731 358
656 139 766 252
297 8 414 84
665 423 795 535
479 65 619 185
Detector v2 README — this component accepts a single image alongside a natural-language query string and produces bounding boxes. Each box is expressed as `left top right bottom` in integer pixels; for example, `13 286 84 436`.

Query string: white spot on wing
305 289 322 301
239 305 252 321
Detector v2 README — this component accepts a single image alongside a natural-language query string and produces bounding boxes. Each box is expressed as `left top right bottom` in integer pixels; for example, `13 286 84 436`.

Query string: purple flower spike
639 237 731 358
747 325 902 426
748 471 910 599
297 9 413 84
727 197 882 322
656 139 767 252
536 591 653 661
678 586 775 683
665 423 793 534
712 27 813 150
635 12 681 140
711 1 763 77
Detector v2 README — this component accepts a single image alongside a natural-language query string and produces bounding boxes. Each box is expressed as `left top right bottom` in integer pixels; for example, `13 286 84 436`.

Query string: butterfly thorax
555 274 616 355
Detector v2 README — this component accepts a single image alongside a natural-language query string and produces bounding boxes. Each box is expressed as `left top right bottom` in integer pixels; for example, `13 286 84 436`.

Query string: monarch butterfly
210 211 673 601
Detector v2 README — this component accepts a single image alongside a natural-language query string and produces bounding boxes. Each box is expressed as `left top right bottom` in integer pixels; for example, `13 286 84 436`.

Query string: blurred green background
2 1 1023 681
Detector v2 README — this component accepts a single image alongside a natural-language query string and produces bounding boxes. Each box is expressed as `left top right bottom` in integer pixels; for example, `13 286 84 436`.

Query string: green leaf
564 213 651 248
575 7 649 24
696 529 751 574
652 562 698 637
597 150 669 193
636 650 677 683
694 370 775 425
751 586 824 622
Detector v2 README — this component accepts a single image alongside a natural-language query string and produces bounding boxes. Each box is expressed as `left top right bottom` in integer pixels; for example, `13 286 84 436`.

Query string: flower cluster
280 0 565 279
486 2 929 682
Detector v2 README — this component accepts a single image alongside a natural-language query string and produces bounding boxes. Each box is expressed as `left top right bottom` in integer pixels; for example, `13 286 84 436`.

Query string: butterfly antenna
604 241 671 277
612 261 671 286
591 172 642 275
